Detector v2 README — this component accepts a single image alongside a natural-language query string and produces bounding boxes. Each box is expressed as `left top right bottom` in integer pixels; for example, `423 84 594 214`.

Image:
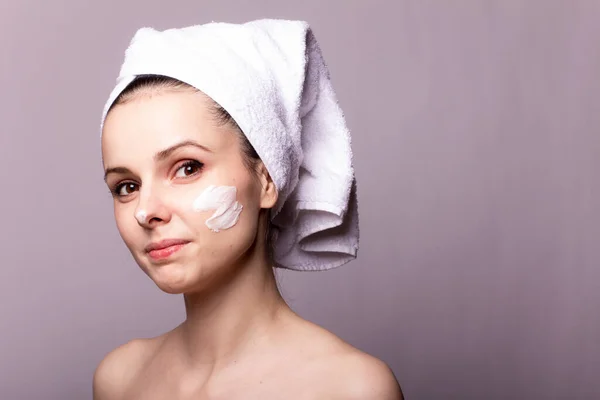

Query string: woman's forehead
102 92 237 160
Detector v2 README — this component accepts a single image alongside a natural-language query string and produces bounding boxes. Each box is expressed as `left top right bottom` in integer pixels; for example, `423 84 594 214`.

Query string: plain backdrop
1 1 599 399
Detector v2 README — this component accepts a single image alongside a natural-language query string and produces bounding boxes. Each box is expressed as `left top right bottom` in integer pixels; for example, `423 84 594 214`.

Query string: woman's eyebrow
103 166 132 182
103 140 213 181
154 140 213 162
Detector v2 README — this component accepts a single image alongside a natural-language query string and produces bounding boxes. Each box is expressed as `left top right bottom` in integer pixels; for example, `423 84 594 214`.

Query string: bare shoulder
92 336 164 400
329 350 404 400
289 319 404 399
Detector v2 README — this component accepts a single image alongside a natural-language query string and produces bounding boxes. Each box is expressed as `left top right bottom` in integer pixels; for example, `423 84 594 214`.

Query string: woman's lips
145 239 190 261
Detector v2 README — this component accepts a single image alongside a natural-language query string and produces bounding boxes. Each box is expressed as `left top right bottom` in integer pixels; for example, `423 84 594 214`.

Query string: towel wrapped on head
100 19 359 271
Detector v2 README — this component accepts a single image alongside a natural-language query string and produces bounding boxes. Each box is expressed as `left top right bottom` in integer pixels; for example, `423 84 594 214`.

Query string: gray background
1 1 599 399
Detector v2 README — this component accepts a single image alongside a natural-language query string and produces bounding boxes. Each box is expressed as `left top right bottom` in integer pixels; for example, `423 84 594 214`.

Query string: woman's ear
256 162 278 209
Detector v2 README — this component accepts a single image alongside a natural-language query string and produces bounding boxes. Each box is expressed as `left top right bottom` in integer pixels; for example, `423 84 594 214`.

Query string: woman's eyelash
111 182 138 197
109 160 205 198
175 160 205 177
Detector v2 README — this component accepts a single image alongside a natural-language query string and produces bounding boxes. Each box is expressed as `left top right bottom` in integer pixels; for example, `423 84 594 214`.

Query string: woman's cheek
113 204 137 243
190 185 243 233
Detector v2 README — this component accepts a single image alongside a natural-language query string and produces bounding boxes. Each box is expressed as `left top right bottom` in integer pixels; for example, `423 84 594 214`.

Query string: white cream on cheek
192 185 243 232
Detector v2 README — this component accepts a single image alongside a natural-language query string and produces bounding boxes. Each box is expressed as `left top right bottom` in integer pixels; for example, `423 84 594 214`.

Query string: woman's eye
175 161 203 178
116 183 139 196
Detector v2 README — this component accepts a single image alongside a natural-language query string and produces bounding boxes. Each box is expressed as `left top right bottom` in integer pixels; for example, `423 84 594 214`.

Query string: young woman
94 20 403 400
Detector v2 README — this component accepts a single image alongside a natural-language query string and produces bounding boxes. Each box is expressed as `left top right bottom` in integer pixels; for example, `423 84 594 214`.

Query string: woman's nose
134 187 172 228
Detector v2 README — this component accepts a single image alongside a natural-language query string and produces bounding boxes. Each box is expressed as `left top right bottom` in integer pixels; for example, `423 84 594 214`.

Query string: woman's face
101 89 274 294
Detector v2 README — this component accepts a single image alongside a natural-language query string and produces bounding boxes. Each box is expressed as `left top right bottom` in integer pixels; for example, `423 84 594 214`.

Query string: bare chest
123 362 332 400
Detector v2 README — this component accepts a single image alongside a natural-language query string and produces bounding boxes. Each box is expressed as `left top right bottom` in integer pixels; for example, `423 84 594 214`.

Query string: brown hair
106 74 276 264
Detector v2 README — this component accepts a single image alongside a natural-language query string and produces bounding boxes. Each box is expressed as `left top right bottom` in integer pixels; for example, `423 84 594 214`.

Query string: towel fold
100 19 359 271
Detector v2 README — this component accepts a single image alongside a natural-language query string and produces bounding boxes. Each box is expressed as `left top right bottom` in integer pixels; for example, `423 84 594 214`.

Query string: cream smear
192 185 243 232
135 210 148 224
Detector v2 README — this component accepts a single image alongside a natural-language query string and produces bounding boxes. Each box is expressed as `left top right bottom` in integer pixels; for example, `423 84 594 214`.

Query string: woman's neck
175 249 290 369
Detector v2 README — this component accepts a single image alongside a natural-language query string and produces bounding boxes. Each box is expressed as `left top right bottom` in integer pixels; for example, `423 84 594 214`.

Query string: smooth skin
95 89 403 400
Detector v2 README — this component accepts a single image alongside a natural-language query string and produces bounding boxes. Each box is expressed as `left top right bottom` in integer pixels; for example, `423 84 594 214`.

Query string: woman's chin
144 265 192 294
156 284 187 295
139 255 242 295
146 265 216 295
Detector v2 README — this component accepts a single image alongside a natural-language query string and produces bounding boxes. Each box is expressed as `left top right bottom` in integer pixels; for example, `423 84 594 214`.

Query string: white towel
100 19 359 271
